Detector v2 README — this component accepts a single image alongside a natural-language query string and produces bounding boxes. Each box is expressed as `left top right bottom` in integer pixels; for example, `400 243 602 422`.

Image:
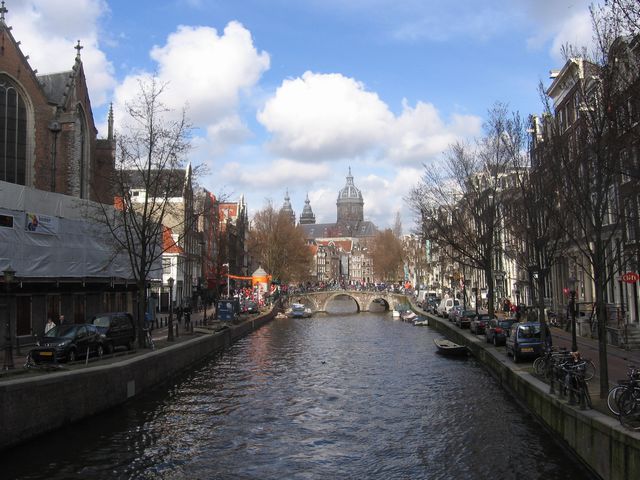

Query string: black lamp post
167 277 175 342
567 277 578 352
3 267 15 370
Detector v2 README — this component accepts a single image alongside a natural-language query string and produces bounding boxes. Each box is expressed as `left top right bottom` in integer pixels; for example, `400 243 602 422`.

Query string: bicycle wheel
583 360 596 381
578 378 592 409
607 385 627 416
533 357 546 376
618 388 640 430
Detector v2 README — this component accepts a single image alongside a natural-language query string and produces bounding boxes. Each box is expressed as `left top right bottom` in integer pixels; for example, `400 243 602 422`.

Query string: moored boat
413 316 429 326
286 303 313 318
401 311 417 322
433 338 468 356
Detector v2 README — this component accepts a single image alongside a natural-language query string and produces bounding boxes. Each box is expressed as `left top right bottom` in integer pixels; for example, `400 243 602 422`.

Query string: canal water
3 302 595 479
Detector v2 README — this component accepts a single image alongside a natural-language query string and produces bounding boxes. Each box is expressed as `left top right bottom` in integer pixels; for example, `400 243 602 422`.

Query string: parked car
241 300 259 314
470 313 492 334
29 324 105 363
425 297 441 314
506 322 543 362
485 318 517 346
448 305 463 322
437 298 460 317
91 312 136 353
455 309 477 329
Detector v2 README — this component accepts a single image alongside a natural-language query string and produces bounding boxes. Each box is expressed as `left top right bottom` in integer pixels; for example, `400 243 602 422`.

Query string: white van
437 298 460 317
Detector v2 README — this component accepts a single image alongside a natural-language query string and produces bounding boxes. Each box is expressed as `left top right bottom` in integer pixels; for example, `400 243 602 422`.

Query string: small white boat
286 303 312 318
413 317 429 326
401 311 417 321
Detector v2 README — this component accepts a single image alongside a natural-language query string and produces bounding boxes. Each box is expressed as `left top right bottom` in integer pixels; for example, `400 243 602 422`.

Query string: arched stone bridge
288 290 411 313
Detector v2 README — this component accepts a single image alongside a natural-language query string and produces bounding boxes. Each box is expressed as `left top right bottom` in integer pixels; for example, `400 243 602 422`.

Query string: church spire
0 1 8 23
299 193 316 225
108 103 114 141
75 40 83 60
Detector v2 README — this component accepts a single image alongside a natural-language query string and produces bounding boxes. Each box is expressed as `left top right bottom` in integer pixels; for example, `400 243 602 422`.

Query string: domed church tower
299 193 316 225
336 167 364 224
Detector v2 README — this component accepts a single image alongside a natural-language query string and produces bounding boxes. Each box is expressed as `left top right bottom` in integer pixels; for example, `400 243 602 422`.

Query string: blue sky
8 0 595 230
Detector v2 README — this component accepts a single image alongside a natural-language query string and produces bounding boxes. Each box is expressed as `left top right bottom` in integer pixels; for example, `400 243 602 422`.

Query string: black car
91 312 136 353
29 324 105 363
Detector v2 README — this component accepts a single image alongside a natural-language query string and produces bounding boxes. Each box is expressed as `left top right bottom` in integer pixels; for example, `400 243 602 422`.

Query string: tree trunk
137 281 147 349
485 267 495 318
594 266 610 399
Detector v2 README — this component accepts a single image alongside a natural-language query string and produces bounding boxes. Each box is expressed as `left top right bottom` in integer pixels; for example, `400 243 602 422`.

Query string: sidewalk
1 310 216 377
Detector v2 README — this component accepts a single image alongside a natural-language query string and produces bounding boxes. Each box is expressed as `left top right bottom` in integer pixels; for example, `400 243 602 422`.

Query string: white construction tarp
0 181 160 280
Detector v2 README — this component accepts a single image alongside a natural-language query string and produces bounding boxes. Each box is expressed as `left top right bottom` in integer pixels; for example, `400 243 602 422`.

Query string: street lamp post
3 267 16 370
167 277 175 342
567 277 578 352
223 263 230 298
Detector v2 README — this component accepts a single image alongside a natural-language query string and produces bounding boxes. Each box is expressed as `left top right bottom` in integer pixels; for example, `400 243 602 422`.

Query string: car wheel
97 344 104 358
68 349 77 363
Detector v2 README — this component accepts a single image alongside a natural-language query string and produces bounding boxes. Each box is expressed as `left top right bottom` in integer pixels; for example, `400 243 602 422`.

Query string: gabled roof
163 225 184 254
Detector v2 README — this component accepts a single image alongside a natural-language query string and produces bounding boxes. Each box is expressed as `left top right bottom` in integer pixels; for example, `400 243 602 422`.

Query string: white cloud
149 22 270 124
8 0 115 107
258 72 482 165
258 72 393 161
388 100 482 164
113 21 270 154
218 158 331 190
521 0 595 58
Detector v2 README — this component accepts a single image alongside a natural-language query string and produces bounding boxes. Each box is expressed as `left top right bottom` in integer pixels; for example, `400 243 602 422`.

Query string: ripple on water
1 311 596 480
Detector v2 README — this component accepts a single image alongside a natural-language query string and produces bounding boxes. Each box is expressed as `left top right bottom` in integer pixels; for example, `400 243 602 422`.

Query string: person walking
58 314 65 325
44 317 56 334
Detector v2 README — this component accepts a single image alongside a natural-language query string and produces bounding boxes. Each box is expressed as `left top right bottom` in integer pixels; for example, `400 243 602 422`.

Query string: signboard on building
25 212 58 235
621 272 639 284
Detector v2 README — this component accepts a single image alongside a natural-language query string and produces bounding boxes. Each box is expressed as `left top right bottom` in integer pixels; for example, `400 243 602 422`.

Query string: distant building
287 168 377 284
299 168 377 240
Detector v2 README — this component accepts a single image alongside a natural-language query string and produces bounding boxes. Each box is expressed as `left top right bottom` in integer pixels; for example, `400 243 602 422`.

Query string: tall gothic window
0 75 27 185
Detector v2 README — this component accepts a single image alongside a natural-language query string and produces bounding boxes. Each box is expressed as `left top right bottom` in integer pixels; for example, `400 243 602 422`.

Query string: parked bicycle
606 365 640 416
561 358 592 409
143 328 155 350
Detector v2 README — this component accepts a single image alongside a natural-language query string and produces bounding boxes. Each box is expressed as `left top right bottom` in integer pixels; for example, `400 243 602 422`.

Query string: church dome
336 167 364 223
337 167 363 202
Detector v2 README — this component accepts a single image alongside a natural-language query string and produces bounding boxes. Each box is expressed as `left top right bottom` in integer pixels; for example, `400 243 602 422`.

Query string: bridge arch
288 290 409 314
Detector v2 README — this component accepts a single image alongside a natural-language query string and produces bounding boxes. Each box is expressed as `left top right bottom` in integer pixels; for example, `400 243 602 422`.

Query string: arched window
76 105 90 199
0 75 27 185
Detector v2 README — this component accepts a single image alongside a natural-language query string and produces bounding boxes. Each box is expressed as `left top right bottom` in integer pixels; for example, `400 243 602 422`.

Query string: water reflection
1 309 595 480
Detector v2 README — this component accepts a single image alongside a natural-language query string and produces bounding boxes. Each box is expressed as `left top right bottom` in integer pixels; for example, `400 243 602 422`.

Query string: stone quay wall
425 309 640 480
0 313 275 451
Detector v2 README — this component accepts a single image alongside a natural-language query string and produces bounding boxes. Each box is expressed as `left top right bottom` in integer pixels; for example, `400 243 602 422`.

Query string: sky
6 0 597 232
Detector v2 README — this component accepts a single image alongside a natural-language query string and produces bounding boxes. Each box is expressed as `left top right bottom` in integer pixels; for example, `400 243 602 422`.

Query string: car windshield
92 315 111 327
518 324 541 339
45 325 79 338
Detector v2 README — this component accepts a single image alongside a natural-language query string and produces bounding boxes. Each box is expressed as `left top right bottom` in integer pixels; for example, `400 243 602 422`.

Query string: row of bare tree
408 1 640 398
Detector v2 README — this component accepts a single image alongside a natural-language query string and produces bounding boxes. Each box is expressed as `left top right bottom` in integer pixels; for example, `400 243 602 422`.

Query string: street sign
621 272 639 284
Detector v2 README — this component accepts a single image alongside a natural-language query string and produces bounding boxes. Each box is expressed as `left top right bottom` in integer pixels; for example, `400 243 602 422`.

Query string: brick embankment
410 299 640 480
0 309 277 451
